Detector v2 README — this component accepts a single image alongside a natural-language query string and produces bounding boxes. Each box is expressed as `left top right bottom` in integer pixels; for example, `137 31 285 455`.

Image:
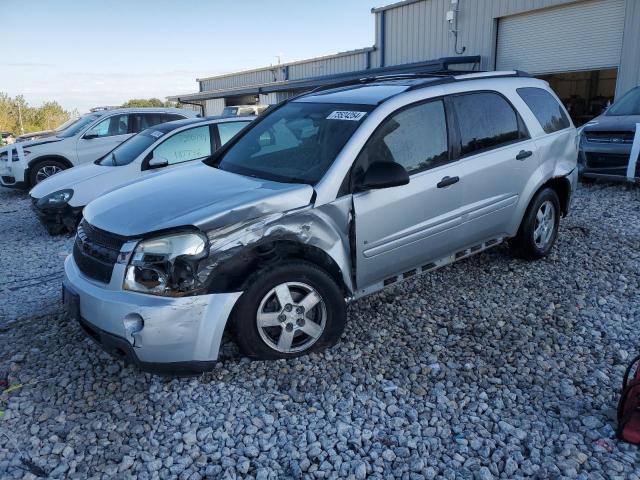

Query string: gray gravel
1 183 639 479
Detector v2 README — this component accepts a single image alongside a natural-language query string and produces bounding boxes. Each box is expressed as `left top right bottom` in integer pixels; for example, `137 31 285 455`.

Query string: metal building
169 0 640 125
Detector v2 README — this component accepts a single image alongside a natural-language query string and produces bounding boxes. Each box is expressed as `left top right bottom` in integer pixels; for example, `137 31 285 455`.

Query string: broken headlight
123 232 209 296
37 189 73 208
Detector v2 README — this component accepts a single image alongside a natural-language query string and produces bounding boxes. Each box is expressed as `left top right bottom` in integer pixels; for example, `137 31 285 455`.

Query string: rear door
353 98 466 288
450 91 538 244
75 114 134 164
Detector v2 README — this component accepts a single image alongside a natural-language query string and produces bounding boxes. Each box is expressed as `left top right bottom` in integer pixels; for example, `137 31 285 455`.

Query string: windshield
607 87 640 116
98 131 158 166
57 113 102 138
54 116 81 132
215 102 373 184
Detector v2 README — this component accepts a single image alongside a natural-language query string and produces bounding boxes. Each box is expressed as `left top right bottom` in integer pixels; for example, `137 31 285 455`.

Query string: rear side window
356 99 449 177
517 87 570 133
451 92 527 157
217 121 250 146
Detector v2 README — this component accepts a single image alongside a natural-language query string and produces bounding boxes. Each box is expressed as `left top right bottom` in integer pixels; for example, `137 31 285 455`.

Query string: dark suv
578 86 640 183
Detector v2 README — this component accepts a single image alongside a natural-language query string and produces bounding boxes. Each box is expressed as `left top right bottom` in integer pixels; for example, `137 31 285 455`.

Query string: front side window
98 132 158 166
215 102 373 184
518 87 570 134
452 92 526 157
355 99 449 179
217 121 251 146
152 125 211 165
85 114 130 138
606 87 640 116
58 114 102 138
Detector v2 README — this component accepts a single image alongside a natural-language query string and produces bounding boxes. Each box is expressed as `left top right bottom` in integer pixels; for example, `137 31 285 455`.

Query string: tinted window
517 87 570 133
356 100 448 177
217 121 250 145
164 113 186 122
452 92 525 157
86 114 130 138
152 125 211 165
133 113 166 132
215 102 372 184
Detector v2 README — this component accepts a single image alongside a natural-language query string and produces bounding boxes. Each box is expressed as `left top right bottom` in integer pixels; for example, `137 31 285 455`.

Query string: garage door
496 0 625 74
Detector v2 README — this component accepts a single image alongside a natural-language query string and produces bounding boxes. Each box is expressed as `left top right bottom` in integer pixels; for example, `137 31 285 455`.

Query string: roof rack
301 68 532 99
89 106 120 112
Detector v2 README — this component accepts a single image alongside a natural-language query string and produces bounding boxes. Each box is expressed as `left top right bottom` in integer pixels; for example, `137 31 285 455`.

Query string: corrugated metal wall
495 0 625 74
204 99 225 116
199 49 372 93
375 0 640 96
617 0 640 95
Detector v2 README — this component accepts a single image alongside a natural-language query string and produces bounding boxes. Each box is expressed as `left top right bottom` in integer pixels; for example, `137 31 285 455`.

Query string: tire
29 159 68 186
232 261 346 360
510 187 561 260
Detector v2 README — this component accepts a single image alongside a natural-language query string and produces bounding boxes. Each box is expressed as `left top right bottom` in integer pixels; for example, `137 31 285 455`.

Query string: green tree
121 98 177 108
0 92 72 135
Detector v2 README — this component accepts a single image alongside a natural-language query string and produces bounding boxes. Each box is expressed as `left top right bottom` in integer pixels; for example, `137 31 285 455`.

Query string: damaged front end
31 191 82 235
119 198 355 302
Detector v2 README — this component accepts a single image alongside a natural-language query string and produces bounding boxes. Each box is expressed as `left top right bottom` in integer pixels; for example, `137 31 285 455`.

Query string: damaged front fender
197 195 355 297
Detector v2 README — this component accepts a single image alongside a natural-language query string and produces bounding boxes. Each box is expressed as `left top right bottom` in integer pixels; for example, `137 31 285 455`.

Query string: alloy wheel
256 281 327 353
35 165 63 183
533 200 556 249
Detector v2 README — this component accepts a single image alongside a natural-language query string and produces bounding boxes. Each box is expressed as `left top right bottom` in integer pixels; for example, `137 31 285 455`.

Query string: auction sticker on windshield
327 111 367 121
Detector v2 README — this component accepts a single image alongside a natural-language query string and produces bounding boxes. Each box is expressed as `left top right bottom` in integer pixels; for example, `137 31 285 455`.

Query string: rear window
451 92 527 157
517 87 570 134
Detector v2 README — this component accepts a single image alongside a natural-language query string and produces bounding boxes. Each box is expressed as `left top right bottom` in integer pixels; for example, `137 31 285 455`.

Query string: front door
76 113 134 164
352 98 466 288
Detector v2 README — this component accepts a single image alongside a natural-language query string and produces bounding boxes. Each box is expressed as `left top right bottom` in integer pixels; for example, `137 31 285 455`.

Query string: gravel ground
0 183 639 479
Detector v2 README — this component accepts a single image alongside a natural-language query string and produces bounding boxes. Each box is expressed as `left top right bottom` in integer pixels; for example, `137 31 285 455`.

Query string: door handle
516 150 533 160
437 176 459 188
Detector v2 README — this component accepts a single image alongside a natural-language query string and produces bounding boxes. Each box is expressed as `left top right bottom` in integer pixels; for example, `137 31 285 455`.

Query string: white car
0 107 199 189
30 116 253 234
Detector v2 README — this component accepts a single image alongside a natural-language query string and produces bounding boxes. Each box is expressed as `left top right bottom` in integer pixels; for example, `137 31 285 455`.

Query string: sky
2 0 390 113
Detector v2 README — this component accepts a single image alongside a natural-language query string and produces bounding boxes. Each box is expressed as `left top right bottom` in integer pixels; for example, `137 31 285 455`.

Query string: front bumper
63 255 242 374
30 197 83 234
0 143 28 188
579 126 640 182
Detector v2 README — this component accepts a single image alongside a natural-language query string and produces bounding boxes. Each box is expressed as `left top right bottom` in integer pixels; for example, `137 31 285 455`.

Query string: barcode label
326 111 367 121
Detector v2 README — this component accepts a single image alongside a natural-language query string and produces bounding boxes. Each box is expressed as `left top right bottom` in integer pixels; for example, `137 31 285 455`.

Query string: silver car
63 71 578 373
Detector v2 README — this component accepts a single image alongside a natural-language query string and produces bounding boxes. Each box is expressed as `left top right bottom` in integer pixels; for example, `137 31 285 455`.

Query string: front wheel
232 262 346 360
30 159 67 186
510 187 560 260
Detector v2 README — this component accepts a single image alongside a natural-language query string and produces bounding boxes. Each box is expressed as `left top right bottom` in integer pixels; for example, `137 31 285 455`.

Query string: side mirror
83 132 99 140
148 155 169 169
258 130 275 147
358 162 409 191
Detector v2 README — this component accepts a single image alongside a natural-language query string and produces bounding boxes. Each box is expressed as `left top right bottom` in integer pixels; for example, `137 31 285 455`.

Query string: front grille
73 220 127 283
585 131 635 144
585 153 630 169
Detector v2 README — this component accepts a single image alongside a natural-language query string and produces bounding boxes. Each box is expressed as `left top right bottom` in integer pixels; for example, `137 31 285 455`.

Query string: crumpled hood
583 114 640 132
83 162 315 237
30 162 113 199
15 136 64 148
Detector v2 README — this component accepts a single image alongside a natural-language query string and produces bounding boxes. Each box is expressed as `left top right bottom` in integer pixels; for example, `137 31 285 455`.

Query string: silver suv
63 71 578 373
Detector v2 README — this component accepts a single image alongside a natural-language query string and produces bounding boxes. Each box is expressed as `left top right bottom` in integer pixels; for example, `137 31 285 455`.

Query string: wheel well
27 156 73 185
206 240 351 296
539 176 571 217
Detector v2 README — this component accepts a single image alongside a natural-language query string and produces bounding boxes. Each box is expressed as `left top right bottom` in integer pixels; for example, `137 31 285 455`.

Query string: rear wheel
511 187 560 260
232 262 346 360
29 159 68 186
